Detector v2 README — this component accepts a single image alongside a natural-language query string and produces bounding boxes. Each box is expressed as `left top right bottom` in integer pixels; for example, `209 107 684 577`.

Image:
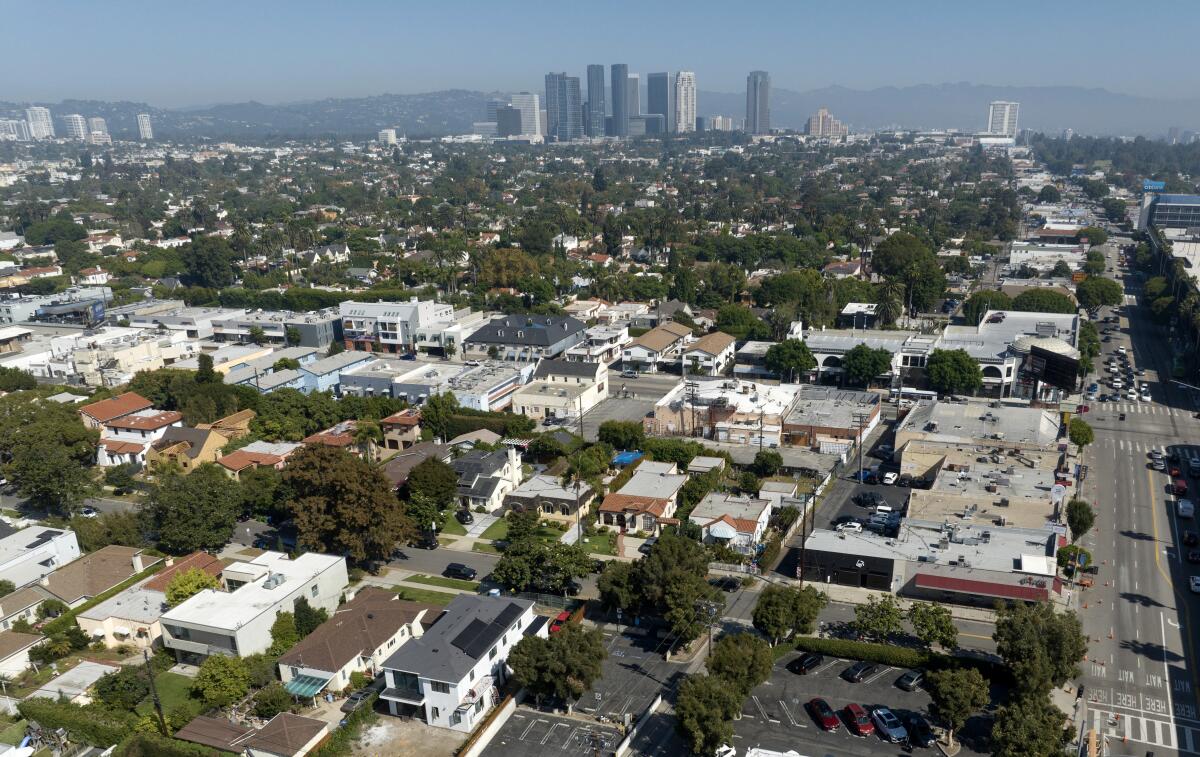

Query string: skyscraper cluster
1 106 153 143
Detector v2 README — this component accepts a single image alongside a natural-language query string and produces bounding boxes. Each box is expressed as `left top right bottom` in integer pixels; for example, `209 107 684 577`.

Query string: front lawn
439 514 467 536
408 574 479 592
579 531 617 556
480 518 508 541
0 719 26 746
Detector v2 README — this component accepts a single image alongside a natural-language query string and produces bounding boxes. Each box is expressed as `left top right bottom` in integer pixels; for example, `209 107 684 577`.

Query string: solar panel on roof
493 603 522 628
451 618 491 656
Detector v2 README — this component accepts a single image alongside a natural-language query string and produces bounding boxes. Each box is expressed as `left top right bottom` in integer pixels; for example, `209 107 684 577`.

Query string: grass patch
439 515 467 536
579 532 617 555
135 672 195 717
409 574 479 592
0 719 26 746
393 586 458 606
481 518 508 541
472 542 501 554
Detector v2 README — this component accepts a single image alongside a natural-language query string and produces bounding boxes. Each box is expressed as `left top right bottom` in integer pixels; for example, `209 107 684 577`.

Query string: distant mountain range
2 83 1193 140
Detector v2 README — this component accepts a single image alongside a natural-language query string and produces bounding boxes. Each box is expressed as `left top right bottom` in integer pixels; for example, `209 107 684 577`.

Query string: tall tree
191 655 250 708
1066 499 1095 543
991 695 1068 757
182 236 236 289
993 601 1086 696
706 633 773 699
764 339 816 382
842 344 893 386
751 585 827 645
1068 418 1094 453
421 392 458 442
283 446 414 563
852 594 904 642
508 624 607 705
962 290 1012 326
926 667 989 748
926 349 983 395
908 602 958 650
1075 276 1123 309
674 674 740 757
144 464 241 553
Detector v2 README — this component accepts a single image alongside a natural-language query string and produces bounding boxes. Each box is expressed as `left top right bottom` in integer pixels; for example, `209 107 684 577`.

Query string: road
1073 245 1200 755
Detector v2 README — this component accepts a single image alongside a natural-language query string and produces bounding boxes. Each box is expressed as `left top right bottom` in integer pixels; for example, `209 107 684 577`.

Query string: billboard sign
1025 345 1080 392
1144 179 1166 192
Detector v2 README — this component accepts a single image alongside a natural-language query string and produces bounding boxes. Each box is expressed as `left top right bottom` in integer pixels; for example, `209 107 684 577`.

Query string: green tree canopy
1066 499 1095 543
675 674 741 756
714 305 769 340
706 633 773 699
908 602 958 650
1011 289 1077 314
1037 185 1061 203
1075 276 1123 309
268 611 299 655
165 567 220 607
597 420 645 451
842 344 893 386
926 349 983 395
508 623 607 705
764 339 816 382
1069 417 1094 451
991 695 1069 757
402 457 458 508
283 445 414 563
962 290 1012 325
993 601 1086 696
852 594 904 642
144 464 241 554
1079 226 1108 246
871 232 932 276
926 667 989 748
192 654 250 708
182 236 237 289
751 584 828 645
420 392 459 441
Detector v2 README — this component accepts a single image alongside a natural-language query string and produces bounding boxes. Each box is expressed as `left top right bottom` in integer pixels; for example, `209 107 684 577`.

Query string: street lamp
695 598 723 658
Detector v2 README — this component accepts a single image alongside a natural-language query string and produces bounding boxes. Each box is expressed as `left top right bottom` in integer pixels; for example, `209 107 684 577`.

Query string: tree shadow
1119 530 1157 542
1120 638 1184 663
1119 592 1165 607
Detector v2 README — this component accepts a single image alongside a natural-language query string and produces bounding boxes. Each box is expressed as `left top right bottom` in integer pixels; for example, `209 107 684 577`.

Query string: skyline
3 1 1199 107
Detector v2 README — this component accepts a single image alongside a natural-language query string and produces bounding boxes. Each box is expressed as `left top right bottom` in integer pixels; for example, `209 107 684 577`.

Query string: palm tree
352 421 383 461
876 281 906 326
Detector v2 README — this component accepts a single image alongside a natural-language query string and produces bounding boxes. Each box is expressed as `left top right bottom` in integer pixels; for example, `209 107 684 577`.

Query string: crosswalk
1089 707 1200 753
1094 402 1178 416
1101 437 1165 454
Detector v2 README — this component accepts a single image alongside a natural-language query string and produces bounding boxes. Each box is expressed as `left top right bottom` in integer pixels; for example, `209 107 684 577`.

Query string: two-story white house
380 595 543 732
681 331 737 376
277 587 441 698
160 551 348 663
96 409 184 467
0 527 80 589
621 322 693 373
451 448 523 513
510 359 608 423
563 325 630 364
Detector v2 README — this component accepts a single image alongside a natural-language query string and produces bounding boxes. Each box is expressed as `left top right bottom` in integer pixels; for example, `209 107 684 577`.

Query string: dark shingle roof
466 315 585 347
533 359 600 380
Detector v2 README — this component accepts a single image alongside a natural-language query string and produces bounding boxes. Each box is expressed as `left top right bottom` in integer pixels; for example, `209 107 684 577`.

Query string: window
291 667 300 677
310 584 318 598
488 646 497 660
431 707 440 721
450 711 462 727
430 681 450 694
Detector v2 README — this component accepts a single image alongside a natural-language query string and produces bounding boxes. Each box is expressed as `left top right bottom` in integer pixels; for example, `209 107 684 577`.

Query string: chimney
132 552 147 572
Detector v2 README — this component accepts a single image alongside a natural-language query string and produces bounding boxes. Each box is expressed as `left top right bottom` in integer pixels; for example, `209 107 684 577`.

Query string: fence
708 561 758 575
457 689 523 757
615 693 663 757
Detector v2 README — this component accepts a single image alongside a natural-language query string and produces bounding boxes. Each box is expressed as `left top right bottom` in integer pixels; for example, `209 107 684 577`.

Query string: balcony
457 676 494 710
381 685 425 705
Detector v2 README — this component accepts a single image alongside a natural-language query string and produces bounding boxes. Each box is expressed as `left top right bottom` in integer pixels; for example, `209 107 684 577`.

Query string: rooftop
161 551 344 630
44 545 157 605
382 594 533 682
79 392 152 422
657 378 800 417
105 409 183 431
784 385 879 429
896 399 1061 449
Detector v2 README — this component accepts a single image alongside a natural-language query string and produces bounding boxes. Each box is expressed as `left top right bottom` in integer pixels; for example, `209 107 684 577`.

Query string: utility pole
143 649 168 736
852 411 871 484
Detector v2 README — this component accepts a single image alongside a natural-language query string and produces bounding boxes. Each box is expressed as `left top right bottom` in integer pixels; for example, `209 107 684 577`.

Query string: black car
1186 531 1200 547
340 688 373 713
905 712 936 747
896 669 925 691
455 508 475 525
842 660 878 682
787 652 823 675
591 559 607 574
443 563 477 581
853 492 884 508
709 576 742 592
1188 550 1200 564
897 473 913 488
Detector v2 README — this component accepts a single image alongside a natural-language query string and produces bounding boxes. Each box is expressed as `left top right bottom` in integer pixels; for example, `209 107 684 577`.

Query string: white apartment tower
137 114 153 140
63 114 88 140
88 117 108 135
674 71 696 133
25 107 53 139
987 101 1020 137
378 128 397 145
508 92 542 136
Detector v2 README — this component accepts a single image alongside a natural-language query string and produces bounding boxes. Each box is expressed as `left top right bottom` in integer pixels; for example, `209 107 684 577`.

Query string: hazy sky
4 0 1197 107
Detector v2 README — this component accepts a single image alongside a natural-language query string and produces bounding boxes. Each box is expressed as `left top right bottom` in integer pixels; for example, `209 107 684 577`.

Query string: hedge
793 637 929 669
17 698 137 747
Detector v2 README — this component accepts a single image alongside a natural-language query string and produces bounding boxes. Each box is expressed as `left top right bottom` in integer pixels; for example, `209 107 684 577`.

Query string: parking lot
484 710 622 757
577 625 690 723
733 651 997 756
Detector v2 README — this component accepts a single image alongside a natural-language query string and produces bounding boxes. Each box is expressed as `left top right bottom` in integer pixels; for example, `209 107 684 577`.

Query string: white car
837 521 864 535
1126 390 1139 401
1118 346 1128 354
80 506 99 519
881 472 898 486
1141 389 1152 402
1191 576 1200 595
1111 379 1124 390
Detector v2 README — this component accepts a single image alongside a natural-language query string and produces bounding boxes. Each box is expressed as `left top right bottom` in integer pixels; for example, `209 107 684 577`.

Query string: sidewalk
764 574 998 624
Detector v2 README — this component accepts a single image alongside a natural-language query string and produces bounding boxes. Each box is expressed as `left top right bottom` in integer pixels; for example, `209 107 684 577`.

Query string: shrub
18 698 137 747
793 637 929 669
757 534 782 570
113 731 219 757
252 683 295 718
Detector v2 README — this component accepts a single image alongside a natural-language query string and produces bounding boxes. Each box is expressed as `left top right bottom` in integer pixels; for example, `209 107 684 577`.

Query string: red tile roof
218 450 284 472
598 493 670 518
143 552 223 593
80 392 153 423
106 410 183 431
100 439 145 455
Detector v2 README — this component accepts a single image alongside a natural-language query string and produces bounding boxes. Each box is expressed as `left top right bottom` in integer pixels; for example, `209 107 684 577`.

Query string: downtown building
544 72 583 142
585 64 606 137
136 114 153 140
63 114 88 140
610 64 629 136
745 70 770 135
674 71 696 133
25 107 53 139
806 107 848 138
987 101 1020 136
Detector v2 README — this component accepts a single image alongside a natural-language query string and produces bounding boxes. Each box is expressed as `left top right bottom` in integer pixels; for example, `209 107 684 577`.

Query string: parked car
844 703 875 736
455 508 475 525
340 688 373 713
881 472 898 486
871 707 908 743
638 537 658 554
80 506 99 519
1189 550 1200 564
842 661 878 682
788 652 824 675
896 669 925 691
836 521 864 535
549 610 571 634
905 712 936 747
1185 531 1199 547
443 563 478 581
808 697 840 731
709 576 742 593
621 369 639 378
1191 576 1200 594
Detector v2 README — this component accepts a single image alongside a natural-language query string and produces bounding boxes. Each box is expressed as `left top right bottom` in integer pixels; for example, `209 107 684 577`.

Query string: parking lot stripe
541 722 569 745
520 718 544 740
752 695 780 724
813 659 840 675
864 666 894 685
778 699 806 728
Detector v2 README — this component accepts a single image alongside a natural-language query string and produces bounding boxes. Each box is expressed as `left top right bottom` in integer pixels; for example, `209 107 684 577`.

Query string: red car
808 698 840 731
549 610 571 634
844 703 875 736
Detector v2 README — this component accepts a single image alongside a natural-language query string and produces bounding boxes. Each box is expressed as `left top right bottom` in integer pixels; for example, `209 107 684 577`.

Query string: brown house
197 408 255 441
42 546 162 608
147 427 229 473
380 409 422 451
78 392 153 431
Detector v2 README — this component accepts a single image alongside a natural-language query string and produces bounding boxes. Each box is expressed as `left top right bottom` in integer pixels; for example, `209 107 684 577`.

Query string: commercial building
610 64 629 137
63 114 88 140
781 386 881 452
129 306 247 339
161 551 349 661
645 378 801 448
339 359 464 402
585 64 606 137
378 128 397 145
805 107 848 138
647 72 675 134
511 359 608 422
461 314 586 361
745 71 770 135
447 360 533 412
544 72 582 142
674 71 696 133
894 398 1062 453
339 299 456 354
508 92 542 136
1138 193 1200 231
987 101 1020 137
381 595 542 732
136 113 153 140
212 308 342 348
0 287 112 326
87 117 108 135
25 107 53 139
1008 242 1087 274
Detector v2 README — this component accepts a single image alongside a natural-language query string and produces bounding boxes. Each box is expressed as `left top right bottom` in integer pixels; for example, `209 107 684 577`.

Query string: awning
90 628 106 637
113 626 132 636
284 674 331 698
913 571 1050 602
